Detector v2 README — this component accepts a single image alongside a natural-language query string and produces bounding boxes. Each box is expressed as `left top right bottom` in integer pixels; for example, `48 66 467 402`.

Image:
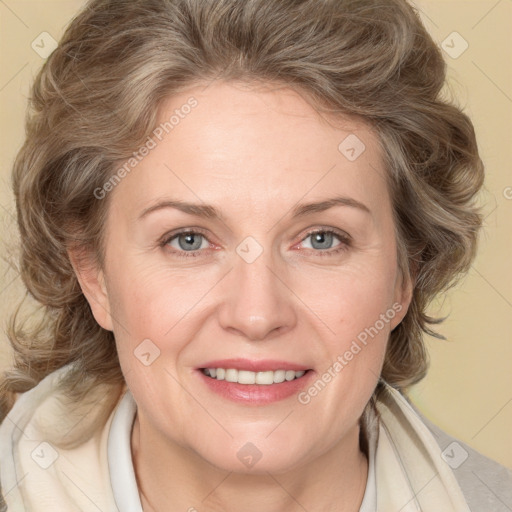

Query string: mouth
196 359 314 405
201 367 309 385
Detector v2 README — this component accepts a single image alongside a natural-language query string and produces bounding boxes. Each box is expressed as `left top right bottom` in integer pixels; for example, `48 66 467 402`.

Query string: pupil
179 233 201 250
313 232 332 249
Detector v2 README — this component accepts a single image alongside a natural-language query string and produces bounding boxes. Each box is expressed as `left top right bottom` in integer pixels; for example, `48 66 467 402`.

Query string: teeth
238 370 256 384
225 369 238 383
273 370 286 383
203 368 307 385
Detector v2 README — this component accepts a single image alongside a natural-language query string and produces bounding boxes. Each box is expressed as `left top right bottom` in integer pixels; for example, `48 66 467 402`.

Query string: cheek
106 258 210 335
102 267 206 387
294 271 396 433
294 260 398 339
290 259 398 404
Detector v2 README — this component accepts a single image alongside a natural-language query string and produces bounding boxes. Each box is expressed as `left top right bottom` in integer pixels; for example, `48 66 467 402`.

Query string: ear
390 265 414 331
68 248 114 332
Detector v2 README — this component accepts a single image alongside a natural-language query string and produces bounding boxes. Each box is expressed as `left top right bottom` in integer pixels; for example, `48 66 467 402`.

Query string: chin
192 434 312 475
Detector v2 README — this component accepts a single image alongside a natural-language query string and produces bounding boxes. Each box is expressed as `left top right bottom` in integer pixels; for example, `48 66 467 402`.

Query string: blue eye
303 230 338 250
162 230 209 257
160 228 351 258
299 229 351 256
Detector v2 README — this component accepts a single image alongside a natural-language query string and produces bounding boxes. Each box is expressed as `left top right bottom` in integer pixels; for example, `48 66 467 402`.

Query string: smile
202 368 307 385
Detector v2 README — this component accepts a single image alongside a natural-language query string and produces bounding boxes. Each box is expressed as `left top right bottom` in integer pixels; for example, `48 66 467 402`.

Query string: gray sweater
415 407 512 511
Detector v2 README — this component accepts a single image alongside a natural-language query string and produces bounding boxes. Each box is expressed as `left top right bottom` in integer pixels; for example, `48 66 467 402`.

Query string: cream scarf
0 366 470 511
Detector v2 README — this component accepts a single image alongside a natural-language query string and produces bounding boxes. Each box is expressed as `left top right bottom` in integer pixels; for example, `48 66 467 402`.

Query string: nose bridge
218 235 296 340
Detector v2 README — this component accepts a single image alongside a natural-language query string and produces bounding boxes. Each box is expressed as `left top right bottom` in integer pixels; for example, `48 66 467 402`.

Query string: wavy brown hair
1 0 484 422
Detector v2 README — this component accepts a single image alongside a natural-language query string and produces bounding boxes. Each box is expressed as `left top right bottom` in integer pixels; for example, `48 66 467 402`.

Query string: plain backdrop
0 0 511 469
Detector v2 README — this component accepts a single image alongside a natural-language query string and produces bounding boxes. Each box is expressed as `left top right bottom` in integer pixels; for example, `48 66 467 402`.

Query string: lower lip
197 370 315 405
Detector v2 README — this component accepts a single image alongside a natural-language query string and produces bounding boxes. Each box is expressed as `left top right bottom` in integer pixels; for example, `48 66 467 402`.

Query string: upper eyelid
160 227 210 244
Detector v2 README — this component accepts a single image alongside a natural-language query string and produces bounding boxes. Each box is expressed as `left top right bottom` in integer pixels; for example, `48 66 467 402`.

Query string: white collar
107 390 143 512
107 390 378 511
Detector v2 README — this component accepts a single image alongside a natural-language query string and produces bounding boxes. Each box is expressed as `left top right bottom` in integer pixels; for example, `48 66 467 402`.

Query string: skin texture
73 81 412 512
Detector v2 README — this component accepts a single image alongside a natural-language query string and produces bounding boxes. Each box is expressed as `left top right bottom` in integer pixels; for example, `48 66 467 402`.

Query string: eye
298 229 351 256
161 229 211 258
160 227 351 259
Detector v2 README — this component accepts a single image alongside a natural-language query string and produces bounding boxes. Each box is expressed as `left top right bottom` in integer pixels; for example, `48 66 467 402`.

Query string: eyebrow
138 195 371 221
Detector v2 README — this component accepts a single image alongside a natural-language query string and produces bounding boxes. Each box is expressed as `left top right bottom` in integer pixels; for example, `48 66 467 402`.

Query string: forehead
110 81 390 222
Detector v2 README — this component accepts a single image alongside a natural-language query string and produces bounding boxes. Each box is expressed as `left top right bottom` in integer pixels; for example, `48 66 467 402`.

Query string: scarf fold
375 384 470 511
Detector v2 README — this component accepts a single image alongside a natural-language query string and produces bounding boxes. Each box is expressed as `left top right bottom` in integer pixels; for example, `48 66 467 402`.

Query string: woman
0 0 510 510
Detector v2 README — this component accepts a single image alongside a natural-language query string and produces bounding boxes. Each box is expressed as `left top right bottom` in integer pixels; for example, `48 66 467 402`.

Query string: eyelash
159 228 352 259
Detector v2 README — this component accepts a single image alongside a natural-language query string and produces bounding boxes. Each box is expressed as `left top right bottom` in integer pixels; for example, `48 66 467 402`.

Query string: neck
132 417 369 512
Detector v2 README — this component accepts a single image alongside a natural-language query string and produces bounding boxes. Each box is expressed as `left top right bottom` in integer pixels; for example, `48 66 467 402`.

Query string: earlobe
68 249 114 332
390 269 414 331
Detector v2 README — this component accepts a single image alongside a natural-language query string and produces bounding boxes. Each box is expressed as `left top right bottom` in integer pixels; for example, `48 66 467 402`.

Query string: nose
217 247 297 341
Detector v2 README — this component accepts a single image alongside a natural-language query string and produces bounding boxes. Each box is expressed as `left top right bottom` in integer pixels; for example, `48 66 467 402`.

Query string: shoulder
0 364 124 511
0 364 124 448
411 402 512 512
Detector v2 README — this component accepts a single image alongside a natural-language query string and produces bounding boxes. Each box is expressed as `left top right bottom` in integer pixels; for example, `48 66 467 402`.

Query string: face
79 81 411 474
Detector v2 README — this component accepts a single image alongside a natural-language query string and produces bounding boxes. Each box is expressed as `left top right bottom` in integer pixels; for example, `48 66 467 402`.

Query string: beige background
0 0 511 469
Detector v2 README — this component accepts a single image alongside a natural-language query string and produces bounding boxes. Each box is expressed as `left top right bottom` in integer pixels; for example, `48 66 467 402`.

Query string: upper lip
198 358 311 372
